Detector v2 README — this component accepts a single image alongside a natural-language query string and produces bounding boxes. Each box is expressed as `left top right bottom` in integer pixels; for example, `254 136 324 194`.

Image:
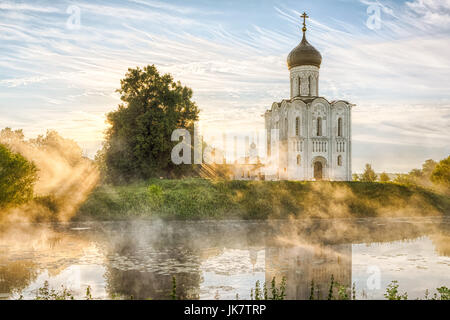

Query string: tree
430 156 450 189
29 130 84 166
102 65 199 183
352 173 360 181
379 172 390 182
392 159 438 188
0 127 25 144
422 159 437 178
0 144 37 209
360 164 377 182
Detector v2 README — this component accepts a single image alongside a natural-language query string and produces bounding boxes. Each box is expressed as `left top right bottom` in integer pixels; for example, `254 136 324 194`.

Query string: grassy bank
76 179 450 220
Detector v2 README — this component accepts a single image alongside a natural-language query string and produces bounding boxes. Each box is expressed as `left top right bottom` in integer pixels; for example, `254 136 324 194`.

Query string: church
264 13 353 181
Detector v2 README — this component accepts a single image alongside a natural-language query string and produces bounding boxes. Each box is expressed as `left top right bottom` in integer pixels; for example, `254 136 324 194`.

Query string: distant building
264 13 354 181
232 141 265 180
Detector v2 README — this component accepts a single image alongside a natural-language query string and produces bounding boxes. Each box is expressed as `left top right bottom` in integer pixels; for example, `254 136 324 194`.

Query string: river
0 217 449 300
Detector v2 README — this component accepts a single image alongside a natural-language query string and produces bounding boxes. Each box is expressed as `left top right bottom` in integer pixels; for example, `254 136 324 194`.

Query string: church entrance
314 161 323 180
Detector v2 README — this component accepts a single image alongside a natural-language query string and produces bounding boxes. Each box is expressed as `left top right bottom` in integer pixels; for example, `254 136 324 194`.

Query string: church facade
264 14 353 181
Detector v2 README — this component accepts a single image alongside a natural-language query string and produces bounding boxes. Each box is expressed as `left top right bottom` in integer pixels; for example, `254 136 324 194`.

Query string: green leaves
360 164 377 182
250 277 286 300
0 143 37 209
384 280 408 300
430 156 450 189
103 65 199 183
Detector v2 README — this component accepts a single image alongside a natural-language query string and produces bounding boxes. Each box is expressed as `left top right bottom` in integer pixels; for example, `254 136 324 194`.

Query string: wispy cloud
0 1 60 13
0 0 448 172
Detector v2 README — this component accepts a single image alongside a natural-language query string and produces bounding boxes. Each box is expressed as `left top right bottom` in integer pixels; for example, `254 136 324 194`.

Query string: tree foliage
430 156 450 189
393 159 438 188
0 143 37 208
0 127 98 220
102 65 199 183
360 164 377 182
379 172 390 182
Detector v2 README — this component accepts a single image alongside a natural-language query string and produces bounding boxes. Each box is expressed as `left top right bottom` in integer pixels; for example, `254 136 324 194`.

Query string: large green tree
103 65 199 182
0 144 37 209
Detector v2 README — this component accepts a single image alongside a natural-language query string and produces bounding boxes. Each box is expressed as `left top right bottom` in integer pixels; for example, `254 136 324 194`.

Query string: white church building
264 13 353 181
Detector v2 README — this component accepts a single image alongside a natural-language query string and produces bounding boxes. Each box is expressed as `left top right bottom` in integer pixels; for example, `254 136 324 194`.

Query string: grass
25 278 449 300
75 178 450 220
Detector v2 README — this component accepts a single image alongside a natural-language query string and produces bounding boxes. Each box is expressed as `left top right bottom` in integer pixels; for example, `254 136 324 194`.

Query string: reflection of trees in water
0 224 95 297
0 260 38 296
271 218 448 245
431 234 450 257
105 269 200 300
102 230 202 299
96 218 450 300
1 218 449 299
430 220 450 257
99 221 271 299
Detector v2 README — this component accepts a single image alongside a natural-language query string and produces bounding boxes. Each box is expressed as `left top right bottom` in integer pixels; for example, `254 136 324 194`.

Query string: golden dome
287 33 322 69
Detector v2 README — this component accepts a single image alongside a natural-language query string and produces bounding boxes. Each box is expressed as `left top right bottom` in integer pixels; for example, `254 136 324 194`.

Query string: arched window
337 155 342 166
295 117 300 136
285 118 288 137
297 154 301 166
317 117 322 136
338 118 343 137
308 75 312 96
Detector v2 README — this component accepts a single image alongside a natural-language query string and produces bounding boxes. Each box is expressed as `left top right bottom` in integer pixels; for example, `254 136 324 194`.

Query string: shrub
0 144 37 209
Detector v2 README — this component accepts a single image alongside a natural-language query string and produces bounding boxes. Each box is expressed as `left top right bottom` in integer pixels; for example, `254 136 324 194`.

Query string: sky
0 0 449 173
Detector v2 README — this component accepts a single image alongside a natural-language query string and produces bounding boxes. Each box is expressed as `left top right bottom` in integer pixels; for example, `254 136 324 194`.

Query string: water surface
0 217 449 299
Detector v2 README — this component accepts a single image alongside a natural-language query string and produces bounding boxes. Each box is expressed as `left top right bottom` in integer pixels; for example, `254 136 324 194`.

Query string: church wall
263 75 352 181
286 100 307 180
263 98 352 182
330 101 351 181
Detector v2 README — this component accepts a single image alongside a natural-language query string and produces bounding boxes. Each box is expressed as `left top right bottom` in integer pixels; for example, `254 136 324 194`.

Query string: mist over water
1 217 449 300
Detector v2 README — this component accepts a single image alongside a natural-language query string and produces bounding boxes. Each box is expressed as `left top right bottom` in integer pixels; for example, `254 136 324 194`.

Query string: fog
0 129 99 223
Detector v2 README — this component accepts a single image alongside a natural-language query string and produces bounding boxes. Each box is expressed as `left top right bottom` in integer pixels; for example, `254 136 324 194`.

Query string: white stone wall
290 65 319 98
265 97 352 181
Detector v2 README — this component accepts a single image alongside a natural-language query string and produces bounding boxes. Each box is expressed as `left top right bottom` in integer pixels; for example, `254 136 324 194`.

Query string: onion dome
287 12 322 69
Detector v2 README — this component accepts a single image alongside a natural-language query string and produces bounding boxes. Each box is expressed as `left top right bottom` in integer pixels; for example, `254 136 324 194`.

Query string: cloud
0 0 448 170
0 2 60 13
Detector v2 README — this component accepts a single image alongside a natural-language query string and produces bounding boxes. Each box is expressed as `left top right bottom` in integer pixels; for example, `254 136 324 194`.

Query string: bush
360 164 377 182
379 172 390 182
147 184 164 208
0 144 37 209
431 156 450 189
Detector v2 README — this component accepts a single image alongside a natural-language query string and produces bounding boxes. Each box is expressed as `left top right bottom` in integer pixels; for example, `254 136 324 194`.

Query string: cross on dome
301 12 309 33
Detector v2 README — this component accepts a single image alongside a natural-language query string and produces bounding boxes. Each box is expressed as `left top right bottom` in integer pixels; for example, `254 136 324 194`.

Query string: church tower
287 13 321 98
264 13 353 181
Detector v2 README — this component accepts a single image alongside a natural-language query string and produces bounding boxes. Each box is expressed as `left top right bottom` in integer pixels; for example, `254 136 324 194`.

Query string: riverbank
74 179 450 220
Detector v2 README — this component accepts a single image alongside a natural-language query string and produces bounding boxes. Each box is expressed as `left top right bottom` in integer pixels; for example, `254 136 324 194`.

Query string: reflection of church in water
264 13 353 181
265 243 352 299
